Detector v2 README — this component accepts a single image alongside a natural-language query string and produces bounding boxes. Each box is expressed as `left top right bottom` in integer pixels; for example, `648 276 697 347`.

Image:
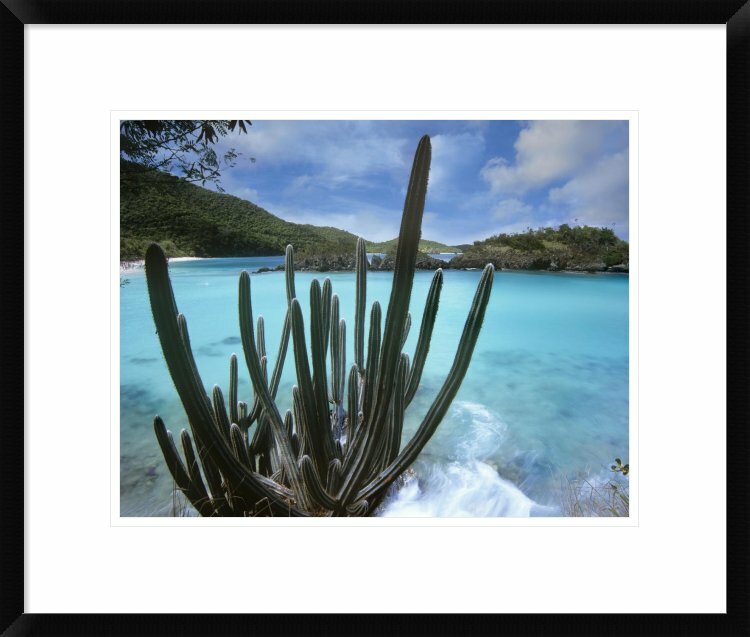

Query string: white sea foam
379 401 556 517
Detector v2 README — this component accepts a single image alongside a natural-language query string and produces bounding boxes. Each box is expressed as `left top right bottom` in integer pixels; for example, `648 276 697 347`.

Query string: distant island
121 163 628 273
365 237 461 254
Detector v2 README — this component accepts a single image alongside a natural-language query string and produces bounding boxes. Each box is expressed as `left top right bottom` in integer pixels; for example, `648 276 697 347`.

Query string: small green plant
611 457 629 476
145 136 494 516
560 458 630 517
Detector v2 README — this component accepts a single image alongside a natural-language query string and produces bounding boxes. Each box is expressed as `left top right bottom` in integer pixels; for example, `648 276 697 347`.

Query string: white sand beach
120 256 203 273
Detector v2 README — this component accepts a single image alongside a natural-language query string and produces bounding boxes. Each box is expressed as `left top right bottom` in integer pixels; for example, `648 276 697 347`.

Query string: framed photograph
8 1 748 634
115 112 635 526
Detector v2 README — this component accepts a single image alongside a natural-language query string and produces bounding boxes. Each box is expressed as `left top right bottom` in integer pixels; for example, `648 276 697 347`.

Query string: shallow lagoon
120 257 628 516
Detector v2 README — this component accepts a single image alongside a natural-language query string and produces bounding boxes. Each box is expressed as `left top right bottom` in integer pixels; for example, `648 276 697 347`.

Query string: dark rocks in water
222 336 241 345
377 251 444 271
607 263 629 273
449 251 555 271
565 262 607 273
294 253 357 271
449 251 620 274
293 250 443 271
256 266 271 273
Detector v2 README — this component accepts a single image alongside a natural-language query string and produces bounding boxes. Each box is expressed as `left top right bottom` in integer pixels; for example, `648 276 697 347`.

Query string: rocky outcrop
288 248 626 274
292 250 444 272
607 264 629 273
376 251 444 271
448 250 564 271
293 253 357 271
449 250 625 273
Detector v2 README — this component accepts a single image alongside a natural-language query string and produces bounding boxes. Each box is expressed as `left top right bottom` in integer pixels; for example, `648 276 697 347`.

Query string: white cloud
229 121 410 189
480 121 617 195
258 197 402 243
548 150 629 231
491 198 533 221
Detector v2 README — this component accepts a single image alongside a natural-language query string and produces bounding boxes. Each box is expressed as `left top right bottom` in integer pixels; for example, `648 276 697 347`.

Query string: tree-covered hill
449 225 629 272
365 237 460 254
120 162 359 260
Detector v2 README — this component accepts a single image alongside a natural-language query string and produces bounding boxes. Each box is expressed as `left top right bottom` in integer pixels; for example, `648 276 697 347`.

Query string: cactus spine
146 135 494 516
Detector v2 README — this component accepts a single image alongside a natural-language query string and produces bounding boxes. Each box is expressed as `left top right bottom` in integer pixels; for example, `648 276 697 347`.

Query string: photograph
118 118 631 518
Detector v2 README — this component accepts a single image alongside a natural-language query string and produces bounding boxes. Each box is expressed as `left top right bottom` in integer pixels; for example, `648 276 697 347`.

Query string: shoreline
119 255 628 276
120 256 204 273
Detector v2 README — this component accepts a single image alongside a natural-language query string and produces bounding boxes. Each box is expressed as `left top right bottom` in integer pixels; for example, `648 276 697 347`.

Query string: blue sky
204 120 629 245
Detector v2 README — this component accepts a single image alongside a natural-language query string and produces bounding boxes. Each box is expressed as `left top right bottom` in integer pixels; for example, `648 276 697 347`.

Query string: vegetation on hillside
450 225 629 272
366 237 460 254
120 162 359 260
121 163 459 262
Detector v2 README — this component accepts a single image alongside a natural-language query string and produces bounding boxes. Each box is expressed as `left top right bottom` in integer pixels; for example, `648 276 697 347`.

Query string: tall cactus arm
238 401 248 431
309 279 331 420
179 429 207 497
321 278 332 356
211 385 232 443
336 320 347 409
342 302 380 475
229 354 239 426
292 385 310 459
175 311 234 506
284 409 294 442
230 423 253 468
354 237 367 370
289 297 336 478
178 428 222 516
153 416 213 517
376 134 431 405
326 458 344 494
329 294 341 403
337 136 431 505
299 455 338 512
238 271 310 510
253 318 265 365
401 313 412 351
362 301 382 421
268 309 291 399
189 428 226 513
346 364 360 445
404 268 443 406
248 357 272 454
358 263 495 503
388 353 408 464
285 244 296 305
370 352 408 481
147 244 306 516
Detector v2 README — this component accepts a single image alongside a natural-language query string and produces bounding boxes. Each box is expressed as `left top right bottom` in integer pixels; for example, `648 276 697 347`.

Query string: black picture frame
3 1 748 635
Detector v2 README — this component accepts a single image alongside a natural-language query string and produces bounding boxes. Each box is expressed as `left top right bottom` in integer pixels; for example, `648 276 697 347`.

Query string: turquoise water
120 257 628 516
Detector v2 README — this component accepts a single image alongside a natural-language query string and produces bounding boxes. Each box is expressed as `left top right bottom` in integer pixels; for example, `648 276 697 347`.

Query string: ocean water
120 257 628 517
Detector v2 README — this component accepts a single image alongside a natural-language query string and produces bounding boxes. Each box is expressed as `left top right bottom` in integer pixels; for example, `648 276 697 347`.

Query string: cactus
146 135 494 516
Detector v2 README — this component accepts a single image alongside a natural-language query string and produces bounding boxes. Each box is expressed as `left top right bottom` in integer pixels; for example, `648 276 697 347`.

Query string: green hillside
451 225 629 272
120 162 359 260
366 237 460 254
